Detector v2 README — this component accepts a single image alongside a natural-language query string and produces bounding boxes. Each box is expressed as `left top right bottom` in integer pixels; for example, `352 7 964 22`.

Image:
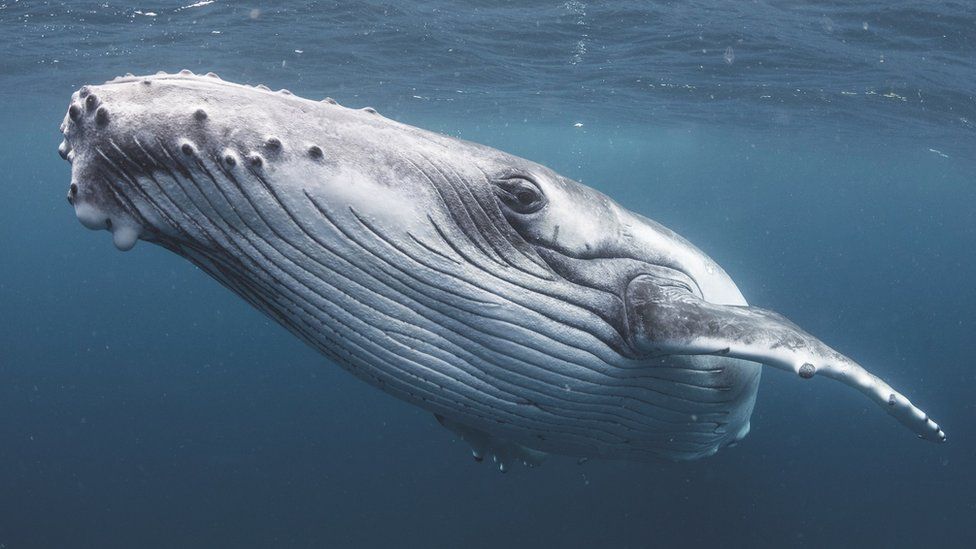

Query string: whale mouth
60 84 147 252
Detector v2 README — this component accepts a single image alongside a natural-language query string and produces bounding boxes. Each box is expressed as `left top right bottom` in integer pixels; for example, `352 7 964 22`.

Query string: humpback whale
59 71 945 470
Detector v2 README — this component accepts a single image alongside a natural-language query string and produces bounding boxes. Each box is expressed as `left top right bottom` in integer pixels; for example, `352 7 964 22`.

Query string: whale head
59 70 740 298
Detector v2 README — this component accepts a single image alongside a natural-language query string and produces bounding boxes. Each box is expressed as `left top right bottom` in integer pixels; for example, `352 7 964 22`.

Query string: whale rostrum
59 71 945 470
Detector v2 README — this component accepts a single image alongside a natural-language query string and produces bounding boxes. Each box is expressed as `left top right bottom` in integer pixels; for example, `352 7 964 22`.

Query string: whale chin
61 135 143 252
73 202 142 251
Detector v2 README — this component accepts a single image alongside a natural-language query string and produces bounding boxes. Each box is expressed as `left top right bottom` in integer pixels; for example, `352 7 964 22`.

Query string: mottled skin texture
59 71 944 469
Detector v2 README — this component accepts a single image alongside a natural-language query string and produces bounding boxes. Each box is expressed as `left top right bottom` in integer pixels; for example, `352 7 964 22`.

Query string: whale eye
493 175 546 214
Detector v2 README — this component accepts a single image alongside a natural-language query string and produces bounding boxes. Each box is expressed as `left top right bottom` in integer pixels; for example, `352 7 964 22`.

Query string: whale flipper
435 415 546 472
625 275 945 443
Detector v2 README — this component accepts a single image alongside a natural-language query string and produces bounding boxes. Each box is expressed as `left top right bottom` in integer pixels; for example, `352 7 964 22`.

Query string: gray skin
59 71 944 470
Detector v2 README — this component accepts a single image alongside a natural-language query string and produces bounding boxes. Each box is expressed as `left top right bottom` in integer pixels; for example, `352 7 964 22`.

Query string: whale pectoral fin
626 275 946 443
434 414 547 472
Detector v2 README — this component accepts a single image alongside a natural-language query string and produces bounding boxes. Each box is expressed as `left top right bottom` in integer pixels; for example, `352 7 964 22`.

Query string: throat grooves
97 135 745 459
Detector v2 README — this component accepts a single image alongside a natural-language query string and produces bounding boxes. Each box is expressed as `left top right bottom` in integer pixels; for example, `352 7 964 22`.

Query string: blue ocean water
1 1 974 547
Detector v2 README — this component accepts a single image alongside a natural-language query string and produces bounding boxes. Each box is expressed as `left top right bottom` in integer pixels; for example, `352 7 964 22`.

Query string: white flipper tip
889 392 945 443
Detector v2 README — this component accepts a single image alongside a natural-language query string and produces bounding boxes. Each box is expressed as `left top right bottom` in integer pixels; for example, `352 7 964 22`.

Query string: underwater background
1 1 974 547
